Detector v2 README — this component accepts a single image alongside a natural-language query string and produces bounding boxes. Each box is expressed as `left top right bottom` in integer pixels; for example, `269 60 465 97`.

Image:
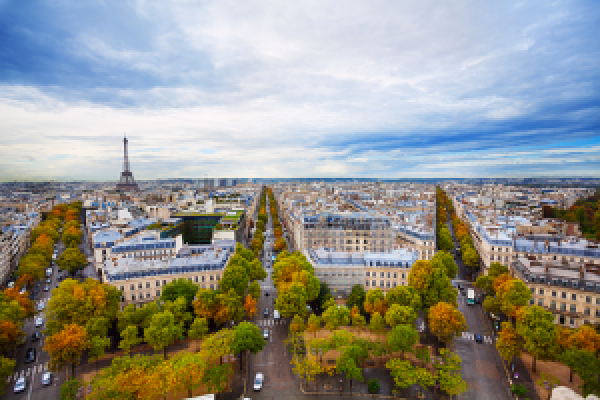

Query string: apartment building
103 245 231 308
511 257 600 328
296 212 393 253
307 247 418 295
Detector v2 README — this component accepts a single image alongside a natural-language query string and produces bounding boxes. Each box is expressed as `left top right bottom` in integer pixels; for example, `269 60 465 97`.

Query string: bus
467 289 476 305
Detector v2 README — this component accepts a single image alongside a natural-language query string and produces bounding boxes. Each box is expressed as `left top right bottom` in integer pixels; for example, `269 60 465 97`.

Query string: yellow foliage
408 260 433 290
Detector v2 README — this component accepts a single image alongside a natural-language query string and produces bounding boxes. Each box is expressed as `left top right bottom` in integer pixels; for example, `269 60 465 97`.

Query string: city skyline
1 1 600 181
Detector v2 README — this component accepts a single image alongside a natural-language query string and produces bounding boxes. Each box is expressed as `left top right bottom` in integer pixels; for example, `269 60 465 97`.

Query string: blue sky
0 0 599 180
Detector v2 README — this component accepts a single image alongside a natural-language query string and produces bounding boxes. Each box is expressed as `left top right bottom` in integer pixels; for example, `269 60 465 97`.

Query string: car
32 331 41 342
37 301 45 311
475 334 483 343
19 287 27 295
44 285 50 292
274 309 280 320
14 377 26 393
45 278 51 284
263 329 269 339
25 348 36 363
265 291 269 297
253 373 264 391
475 297 481 304
35 316 44 327
42 372 53 386
264 308 269 318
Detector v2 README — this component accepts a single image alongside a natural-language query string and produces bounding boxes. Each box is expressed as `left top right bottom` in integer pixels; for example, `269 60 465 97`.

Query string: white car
37 301 45 311
35 316 44 327
14 377 26 393
263 329 269 340
253 373 264 391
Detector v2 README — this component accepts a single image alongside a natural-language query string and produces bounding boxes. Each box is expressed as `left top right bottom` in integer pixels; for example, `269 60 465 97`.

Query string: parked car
274 310 280 320
42 372 53 386
31 331 41 342
265 291 269 297
14 377 26 393
44 285 50 292
475 334 483 343
263 308 269 318
25 348 36 363
37 301 45 311
253 373 264 391
35 316 43 327
263 329 269 340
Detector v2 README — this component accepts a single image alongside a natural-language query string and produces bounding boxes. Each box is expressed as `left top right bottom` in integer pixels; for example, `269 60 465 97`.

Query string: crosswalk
256 319 285 327
6 362 49 383
459 331 495 344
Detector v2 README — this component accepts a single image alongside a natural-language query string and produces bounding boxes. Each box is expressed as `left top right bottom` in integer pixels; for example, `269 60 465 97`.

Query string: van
273 310 280 320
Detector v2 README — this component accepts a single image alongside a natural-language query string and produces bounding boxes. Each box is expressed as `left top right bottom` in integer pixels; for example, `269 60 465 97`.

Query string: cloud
0 0 599 180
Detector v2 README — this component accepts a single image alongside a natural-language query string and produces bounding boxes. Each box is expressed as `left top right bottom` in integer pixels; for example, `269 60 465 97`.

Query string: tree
497 279 531 318
276 281 308 318
409 260 457 310
346 284 367 315
292 355 323 384
321 305 350 330
119 325 141 356
0 356 16 393
60 378 82 400
385 304 417 328
62 226 82 248
144 310 183 359
387 324 418 357
219 262 250 298
306 314 321 338
56 247 87 276
0 319 23 352
188 317 209 351
290 315 306 334
243 294 257 318
428 302 467 344
431 250 458 279
496 322 521 362
570 325 600 354
247 280 261 300
561 348 600 397
160 278 199 306
351 313 366 331
364 289 387 315
232 321 265 370
434 348 468 396
516 305 559 373
193 288 218 320
44 323 88 379
315 281 333 313
385 285 421 311
169 352 206 398
369 312 386 334
163 296 193 330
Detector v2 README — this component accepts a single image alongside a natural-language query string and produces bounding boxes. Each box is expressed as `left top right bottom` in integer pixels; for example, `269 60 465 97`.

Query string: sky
0 0 599 181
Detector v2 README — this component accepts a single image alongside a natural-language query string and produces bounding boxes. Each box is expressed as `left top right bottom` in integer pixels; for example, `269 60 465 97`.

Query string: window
550 301 556 309
402 274 405 279
380 272 384 278
156 280 160 287
156 290 160 296
372 280 376 287
560 303 566 311
393 282 397 288
210 276 214 281
120 286 124 291
559 316 565 325
585 296 591 303
130 284 135 291
387 272 390 279
202 276 205 282
146 282 150 289
538 299 543 307
195 276 198 283
561 292 566 299
570 317 575 326
216 275 220 280
366 272 370 277
380 280 384 287
393 273 397 279
585 308 591 316
138 283 143 289
210 284 214 290
146 292 151 299
366 280 370 287
570 304 576 313
529 298 534 305
530 288 535 293
131 294 136 301
539 289 544 295
163 280 167 285
597 298 600 305
552 291 557 297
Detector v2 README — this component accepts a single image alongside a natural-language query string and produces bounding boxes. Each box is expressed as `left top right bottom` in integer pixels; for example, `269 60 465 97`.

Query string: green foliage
434 348 468 396
163 296 193 330
315 281 333 313
56 247 87 276
144 310 183 358
346 284 366 315
219 262 249 298
385 285 421 311
0 356 16 393
516 305 559 372
437 225 454 252
430 250 458 279
561 348 600 396
119 325 141 356
387 324 418 355
275 281 308 318
321 304 350 330
385 303 417 327
160 278 199 306
232 321 265 355
511 383 528 397
188 317 209 340
247 280 261 300
60 377 82 400
369 311 386 333
290 315 306 334
367 379 380 394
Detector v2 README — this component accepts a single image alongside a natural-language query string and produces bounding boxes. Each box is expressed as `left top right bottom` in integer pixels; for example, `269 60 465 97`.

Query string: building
103 245 231 308
511 256 600 328
307 247 418 295
295 212 393 253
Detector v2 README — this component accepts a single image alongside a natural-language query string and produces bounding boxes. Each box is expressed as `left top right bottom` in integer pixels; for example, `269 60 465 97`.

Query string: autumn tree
44 323 88 378
430 250 459 279
428 302 467 345
188 317 209 347
62 225 82 248
369 311 386 334
248 280 261 300
276 281 309 318
346 284 367 315
385 304 417 328
496 322 521 362
497 278 531 318
409 260 457 310
363 289 387 315
290 315 306 334
321 304 350 331
144 310 183 359
516 305 559 373
570 325 600 354
0 356 16 393
434 348 469 396
243 294 257 318
306 314 321 338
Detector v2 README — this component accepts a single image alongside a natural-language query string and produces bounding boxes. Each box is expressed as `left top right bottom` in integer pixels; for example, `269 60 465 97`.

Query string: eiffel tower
115 134 139 192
